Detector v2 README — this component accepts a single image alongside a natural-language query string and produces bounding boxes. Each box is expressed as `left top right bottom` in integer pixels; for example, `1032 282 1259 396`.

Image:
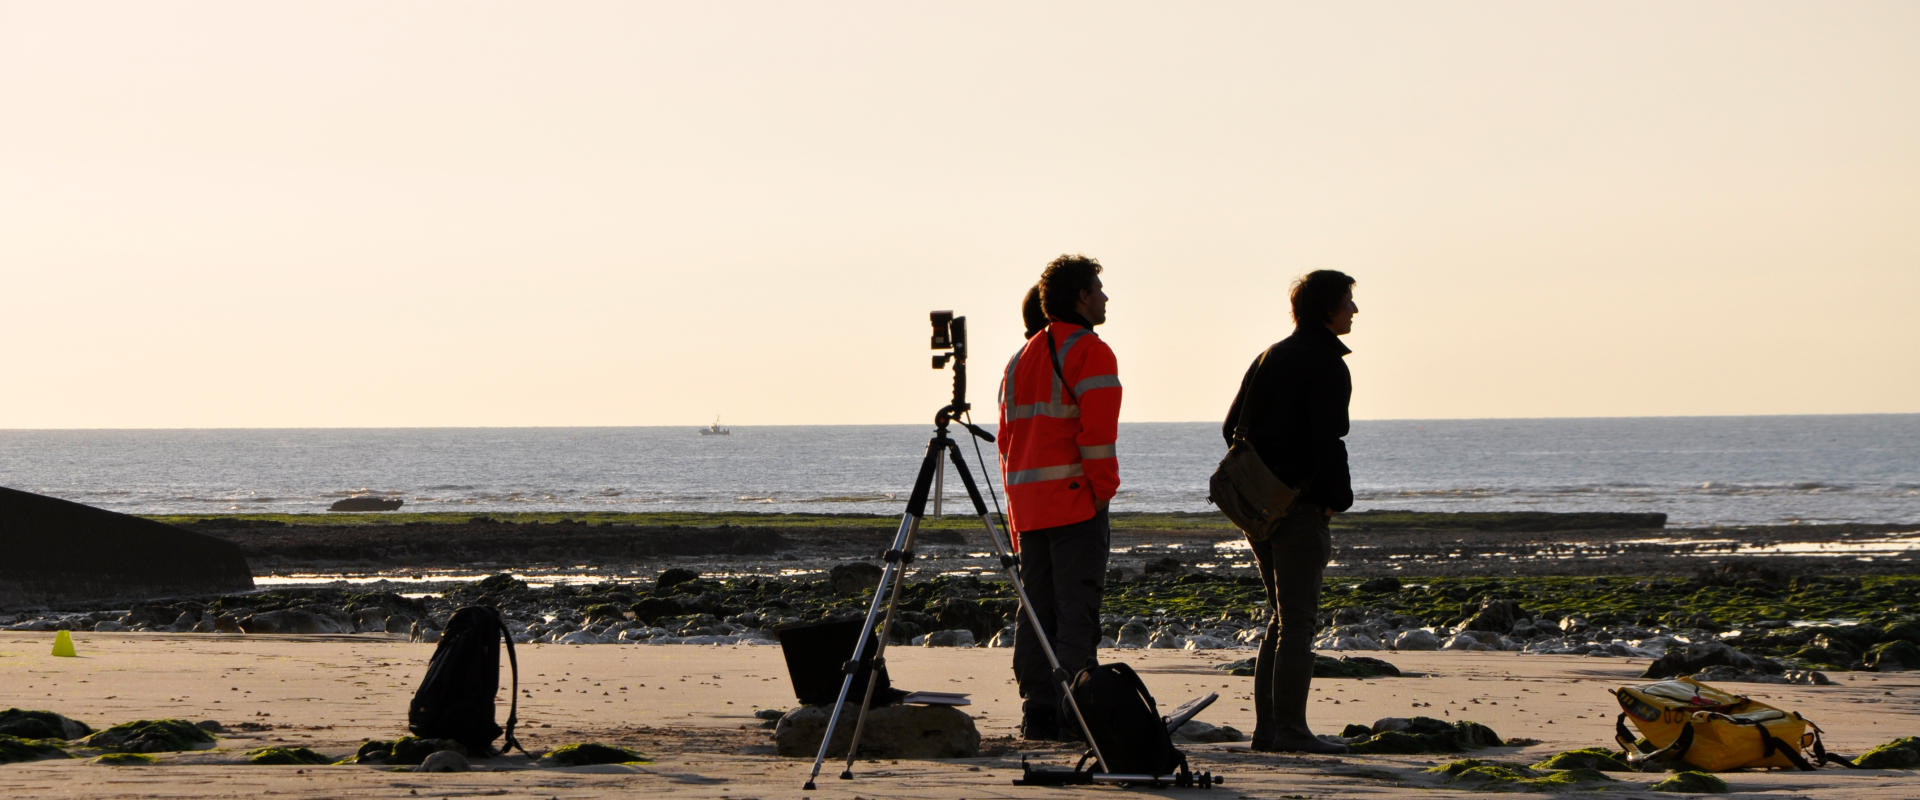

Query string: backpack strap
1802 717 1858 768
498 616 533 759
1624 718 1695 771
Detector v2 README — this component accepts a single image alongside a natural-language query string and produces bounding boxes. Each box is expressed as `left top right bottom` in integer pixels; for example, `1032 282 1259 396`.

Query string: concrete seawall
0 486 253 608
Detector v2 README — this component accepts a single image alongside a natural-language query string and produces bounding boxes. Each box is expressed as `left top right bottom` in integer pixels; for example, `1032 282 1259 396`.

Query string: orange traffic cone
51 629 77 657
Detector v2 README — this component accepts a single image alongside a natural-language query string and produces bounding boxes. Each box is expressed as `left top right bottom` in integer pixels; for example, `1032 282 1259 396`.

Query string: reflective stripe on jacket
997 321 1121 540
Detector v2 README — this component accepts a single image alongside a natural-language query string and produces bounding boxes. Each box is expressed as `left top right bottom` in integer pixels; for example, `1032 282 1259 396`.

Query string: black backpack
408 606 527 757
1069 662 1188 777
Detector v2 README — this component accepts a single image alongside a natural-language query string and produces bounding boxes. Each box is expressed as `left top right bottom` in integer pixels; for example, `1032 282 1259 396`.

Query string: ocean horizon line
4 411 1916 433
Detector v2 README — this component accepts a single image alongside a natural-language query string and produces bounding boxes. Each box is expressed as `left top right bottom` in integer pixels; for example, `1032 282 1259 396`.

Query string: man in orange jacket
997 254 1121 741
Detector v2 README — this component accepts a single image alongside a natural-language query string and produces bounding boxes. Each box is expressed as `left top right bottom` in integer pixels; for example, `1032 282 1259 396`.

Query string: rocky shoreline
7 559 1916 686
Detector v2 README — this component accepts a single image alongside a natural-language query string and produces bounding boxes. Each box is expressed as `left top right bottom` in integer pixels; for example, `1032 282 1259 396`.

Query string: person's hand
1097 499 1111 513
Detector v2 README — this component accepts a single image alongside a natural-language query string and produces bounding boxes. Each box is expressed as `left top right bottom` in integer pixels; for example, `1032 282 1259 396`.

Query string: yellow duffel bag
1611 677 1853 772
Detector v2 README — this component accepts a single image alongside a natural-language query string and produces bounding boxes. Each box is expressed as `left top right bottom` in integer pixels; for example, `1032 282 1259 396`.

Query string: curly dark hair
1038 254 1102 323
1290 270 1355 327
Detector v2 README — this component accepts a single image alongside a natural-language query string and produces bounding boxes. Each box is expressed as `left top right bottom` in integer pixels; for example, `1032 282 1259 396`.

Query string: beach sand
4 632 1918 798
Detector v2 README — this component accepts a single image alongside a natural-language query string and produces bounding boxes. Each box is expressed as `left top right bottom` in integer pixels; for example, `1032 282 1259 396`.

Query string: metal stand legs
802 428 1108 789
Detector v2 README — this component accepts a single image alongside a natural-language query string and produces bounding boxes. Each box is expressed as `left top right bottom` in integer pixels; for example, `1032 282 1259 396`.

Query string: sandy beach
4 631 1917 799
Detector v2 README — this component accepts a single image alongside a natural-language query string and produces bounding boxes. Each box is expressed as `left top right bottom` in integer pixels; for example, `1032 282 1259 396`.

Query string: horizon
4 3 1916 428
5 410 1917 433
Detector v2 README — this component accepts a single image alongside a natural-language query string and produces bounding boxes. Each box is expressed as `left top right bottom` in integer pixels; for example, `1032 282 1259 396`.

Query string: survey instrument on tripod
800 311 1107 790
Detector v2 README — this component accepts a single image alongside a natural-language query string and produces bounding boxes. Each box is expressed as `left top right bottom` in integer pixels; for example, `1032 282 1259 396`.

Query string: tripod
802 314 1109 790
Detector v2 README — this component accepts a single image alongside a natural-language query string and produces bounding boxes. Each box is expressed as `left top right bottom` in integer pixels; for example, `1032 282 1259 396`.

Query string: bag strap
498 617 533 759
1621 715 1696 771
1045 325 1079 404
1229 348 1274 441
1802 717 1858 768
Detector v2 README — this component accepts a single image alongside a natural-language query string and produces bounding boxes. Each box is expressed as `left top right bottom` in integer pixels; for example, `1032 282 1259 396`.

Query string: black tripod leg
802 436 943 790
944 442 1110 772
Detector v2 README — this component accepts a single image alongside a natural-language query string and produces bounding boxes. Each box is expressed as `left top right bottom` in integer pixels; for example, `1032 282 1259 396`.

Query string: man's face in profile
1078 276 1108 326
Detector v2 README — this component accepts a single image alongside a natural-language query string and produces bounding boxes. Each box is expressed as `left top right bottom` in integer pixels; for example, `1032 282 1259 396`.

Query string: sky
2 2 1916 428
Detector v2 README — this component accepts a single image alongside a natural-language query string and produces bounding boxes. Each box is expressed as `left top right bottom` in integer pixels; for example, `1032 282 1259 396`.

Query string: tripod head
929 311 993 442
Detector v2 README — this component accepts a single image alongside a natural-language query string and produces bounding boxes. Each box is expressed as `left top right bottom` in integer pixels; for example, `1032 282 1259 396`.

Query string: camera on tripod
930 310 966 369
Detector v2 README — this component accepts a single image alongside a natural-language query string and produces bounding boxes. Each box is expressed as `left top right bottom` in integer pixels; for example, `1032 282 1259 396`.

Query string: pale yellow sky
2 2 1915 428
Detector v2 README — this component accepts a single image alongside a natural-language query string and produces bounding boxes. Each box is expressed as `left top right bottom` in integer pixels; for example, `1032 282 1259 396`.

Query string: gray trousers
1249 501 1333 744
1012 508 1110 712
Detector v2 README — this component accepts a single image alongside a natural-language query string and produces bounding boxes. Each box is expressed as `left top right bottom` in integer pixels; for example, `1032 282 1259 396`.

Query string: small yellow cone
51 630 77 657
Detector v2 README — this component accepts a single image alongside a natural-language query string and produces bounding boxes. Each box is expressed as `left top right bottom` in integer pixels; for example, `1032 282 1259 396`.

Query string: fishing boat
700 415 730 436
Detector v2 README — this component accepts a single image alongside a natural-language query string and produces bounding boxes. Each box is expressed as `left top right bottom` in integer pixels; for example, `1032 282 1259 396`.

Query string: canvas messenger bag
1208 349 1301 542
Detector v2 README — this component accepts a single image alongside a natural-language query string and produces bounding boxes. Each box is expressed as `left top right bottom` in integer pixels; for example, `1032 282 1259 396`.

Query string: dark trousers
1248 501 1332 744
1013 508 1110 712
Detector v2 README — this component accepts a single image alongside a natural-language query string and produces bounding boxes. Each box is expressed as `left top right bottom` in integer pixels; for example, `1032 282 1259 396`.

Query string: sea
1 415 1916 528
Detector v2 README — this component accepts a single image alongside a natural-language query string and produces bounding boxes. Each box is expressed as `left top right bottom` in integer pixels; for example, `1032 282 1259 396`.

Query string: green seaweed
0 709 92 741
348 737 466 766
94 752 158 765
81 719 215 753
1854 736 1920 769
1312 655 1378 679
1532 747 1633 772
546 742 649 766
1429 760 1617 791
0 734 70 764
1649 771 1727 793
247 746 334 765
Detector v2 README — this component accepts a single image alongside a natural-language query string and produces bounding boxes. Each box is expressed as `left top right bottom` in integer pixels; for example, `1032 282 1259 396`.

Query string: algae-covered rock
1650 770 1728 793
547 742 649 766
1527 767 1617 788
418 750 472 772
1532 747 1633 772
1867 640 1920 671
1341 723 1374 739
247 746 333 765
0 709 92 740
0 734 71 764
350 737 466 766
82 719 216 753
1313 655 1376 678
94 752 159 765
1452 720 1504 748
1854 736 1920 769
1349 730 1463 755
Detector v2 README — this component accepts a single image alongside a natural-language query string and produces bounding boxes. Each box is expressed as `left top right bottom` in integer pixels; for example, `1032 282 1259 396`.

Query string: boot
1020 704 1058 741
1252 641 1346 754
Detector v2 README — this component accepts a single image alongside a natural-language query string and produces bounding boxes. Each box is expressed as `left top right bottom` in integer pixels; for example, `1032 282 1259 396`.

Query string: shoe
1252 735 1348 755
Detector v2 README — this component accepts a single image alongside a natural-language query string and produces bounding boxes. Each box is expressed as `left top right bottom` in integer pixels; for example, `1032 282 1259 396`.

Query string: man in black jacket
1221 269 1357 754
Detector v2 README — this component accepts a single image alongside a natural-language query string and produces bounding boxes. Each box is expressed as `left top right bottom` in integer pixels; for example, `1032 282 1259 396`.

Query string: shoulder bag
1207 348 1301 542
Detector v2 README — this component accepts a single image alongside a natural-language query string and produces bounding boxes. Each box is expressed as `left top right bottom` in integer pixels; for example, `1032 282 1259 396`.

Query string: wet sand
4 631 1917 799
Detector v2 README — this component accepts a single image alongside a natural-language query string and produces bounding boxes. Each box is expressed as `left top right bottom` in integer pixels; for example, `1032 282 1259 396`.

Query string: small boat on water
700 415 730 436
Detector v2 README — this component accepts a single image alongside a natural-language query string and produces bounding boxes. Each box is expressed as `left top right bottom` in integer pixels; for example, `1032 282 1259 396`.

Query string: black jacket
1220 324 1353 512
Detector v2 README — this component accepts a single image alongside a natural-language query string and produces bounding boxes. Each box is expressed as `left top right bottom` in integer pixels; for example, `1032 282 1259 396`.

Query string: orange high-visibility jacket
997 321 1122 539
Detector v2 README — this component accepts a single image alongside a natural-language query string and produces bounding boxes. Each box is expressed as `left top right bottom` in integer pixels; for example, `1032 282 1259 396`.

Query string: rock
81 719 216 753
239 609 348 635
557 631 606 645
987 626 1016 648
1182 635 1232 650
328 496 403 512
1642 641 1782 679
350 608 389 632
194 720 227 733
1867 640 1920 671
1341 656 1402 677
829 563 884 596
417 750 471 772
385 614 414 634
547 742 645 765
1116 621 1152 648
1173 720 1246 743
773 704 980 758
1216 658 1255 676
214 613 243 633
169 611 198 631
1141 556 1187 577
1146 630 1184 649
1461 600 1524 635
1854 736 1920 769
93 620 125 632
353 737 466 766
1559 616 1590 633
1357 577 1402 594
1649 770 1728 793
1441 633 1479 651
192 619 216 633
1393 629 1440 650
0 709 93 740
923 629 975 647
656 568 700 589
